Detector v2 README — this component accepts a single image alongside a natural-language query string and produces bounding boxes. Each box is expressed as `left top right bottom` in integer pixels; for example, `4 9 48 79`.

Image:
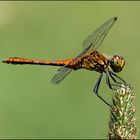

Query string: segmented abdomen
2 57 73 66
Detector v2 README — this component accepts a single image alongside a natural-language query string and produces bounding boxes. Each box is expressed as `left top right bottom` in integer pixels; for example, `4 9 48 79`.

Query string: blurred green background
0 1 140 139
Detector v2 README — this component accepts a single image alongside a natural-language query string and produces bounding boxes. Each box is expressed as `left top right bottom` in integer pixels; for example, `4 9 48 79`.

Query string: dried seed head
108 84 137 140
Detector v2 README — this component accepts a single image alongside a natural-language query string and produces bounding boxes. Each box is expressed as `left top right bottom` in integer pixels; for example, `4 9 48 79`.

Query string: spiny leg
109 71 119 83
93 73 111 107
109 71 125 87
105 70 122 90
106 70 127 91
109 71 129 90
109 71 126 84
105 70 114 89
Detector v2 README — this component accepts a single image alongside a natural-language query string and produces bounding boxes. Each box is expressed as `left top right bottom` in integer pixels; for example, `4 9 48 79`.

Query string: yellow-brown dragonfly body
3 51 108 72
2 17 127 107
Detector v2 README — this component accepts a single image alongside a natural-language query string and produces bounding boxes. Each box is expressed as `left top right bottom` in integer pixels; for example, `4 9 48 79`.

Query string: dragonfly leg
109 71 120 84
105 70 121 90
105 70 114 89
106 70 123 90
93 73 111 107
109 71 127 84
106 70 128 91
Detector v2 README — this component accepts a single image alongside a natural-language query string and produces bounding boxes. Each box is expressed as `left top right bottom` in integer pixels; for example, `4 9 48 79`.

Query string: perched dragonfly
2 17 126 107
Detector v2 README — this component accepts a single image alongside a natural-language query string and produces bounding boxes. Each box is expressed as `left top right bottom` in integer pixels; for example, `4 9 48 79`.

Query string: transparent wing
51 17 117 84
82 17 117 54
51 66 73 84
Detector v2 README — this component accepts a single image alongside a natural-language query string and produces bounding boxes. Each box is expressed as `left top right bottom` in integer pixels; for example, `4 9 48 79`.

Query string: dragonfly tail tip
114 17 118 21
2 60 7 63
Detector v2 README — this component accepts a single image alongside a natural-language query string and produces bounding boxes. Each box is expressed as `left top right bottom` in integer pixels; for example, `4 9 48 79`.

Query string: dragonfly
2 17 127 107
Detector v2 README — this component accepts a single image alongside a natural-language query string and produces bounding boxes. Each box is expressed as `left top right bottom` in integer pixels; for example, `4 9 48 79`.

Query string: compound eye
109 55 125 73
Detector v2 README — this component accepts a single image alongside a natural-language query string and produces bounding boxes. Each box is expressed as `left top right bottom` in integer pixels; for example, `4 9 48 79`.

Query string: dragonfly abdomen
2 57 73 66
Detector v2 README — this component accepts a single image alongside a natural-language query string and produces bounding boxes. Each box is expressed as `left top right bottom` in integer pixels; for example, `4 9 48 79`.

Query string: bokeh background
0 1 139 139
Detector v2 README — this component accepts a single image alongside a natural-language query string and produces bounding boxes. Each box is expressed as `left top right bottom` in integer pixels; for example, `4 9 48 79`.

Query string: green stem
108 84 137 139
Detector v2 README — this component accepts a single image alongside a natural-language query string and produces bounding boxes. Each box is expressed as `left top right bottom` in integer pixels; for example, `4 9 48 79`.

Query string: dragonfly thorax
108 55 125 73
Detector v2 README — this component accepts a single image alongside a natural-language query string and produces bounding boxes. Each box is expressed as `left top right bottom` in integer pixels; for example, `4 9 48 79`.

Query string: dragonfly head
108 55 125 73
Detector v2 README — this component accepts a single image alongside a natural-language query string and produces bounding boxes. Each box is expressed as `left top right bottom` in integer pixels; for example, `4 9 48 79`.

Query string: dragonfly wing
82 17 117 53
51 66 73 84
51 17 117 84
